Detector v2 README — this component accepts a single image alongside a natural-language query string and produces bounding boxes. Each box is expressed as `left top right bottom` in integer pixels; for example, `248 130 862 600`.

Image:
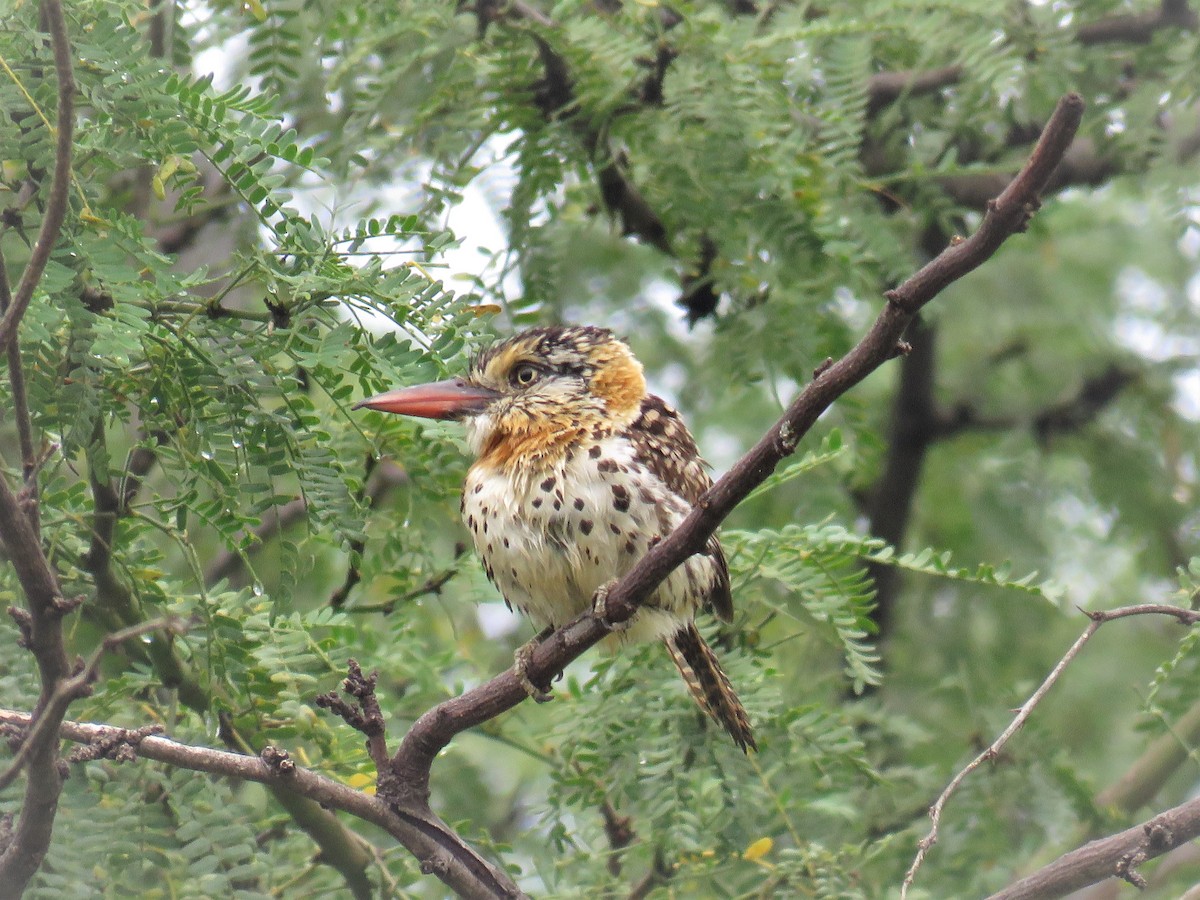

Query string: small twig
901 602 1200 898
344 552 464 615
314 660 389 773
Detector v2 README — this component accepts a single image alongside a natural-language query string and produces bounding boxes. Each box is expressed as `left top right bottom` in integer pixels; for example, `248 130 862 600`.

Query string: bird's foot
591 580 630 632
513 630 554 703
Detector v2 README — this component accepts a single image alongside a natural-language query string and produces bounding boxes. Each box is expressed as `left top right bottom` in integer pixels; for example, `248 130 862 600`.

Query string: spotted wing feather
623 395 733 622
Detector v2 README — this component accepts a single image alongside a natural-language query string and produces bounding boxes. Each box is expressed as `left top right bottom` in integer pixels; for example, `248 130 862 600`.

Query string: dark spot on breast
610 523 621 535
597 459 618 474
473 483 482 494
581 520 593 535
624 539 636 555
503 537 511 548
573 497 585 510
553 499 561 510
532 497 542 508
639 487 656 504
467 515 476 531
482 519 488 533
484 564 495 582
588 445 602 459
541 476 556 492
611 484 630 512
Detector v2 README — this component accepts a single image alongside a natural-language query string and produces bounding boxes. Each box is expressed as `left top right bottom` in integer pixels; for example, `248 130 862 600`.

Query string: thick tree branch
863 315 938 636
903 603 1200 898
866 65 964 117
0 708 524 900
1096 701 1200 815
379 95 1083 897
1076 0 1197 45
0 2 76 891
989 797 1200 900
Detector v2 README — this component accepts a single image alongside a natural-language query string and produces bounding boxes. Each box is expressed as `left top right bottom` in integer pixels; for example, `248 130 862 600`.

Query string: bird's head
356 326 647 466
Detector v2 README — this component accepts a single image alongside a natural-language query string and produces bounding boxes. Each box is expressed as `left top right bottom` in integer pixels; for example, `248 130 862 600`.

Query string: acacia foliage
1 1 1199 897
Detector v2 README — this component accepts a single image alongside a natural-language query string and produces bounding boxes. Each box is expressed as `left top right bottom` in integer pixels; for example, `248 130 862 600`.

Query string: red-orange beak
354 378 501 420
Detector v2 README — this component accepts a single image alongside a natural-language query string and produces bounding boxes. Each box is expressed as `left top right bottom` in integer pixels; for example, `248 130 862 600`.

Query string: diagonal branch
387 93 1085 873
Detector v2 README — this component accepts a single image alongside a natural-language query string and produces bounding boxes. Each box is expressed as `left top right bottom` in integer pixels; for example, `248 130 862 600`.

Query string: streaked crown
464 325 647 470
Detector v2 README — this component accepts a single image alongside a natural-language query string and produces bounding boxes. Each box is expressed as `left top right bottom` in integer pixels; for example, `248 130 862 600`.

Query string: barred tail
664 623 756 753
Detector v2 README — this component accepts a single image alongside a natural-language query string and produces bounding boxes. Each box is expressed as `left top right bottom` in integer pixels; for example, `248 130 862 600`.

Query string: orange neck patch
588 346 645 422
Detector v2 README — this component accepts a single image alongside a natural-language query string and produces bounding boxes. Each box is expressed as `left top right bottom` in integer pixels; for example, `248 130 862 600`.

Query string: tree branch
375 93 1083 894
1076 0 1197 45
0 0 74 356
0 2 77 891
902 603 1200 898
0 708 526 900
866 65 964 117
989 796 1200 900
1096 701 1200 815
0 253 36 494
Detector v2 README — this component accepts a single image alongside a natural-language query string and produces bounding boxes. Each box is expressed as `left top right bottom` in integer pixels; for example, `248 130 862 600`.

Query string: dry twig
902 603 1200 898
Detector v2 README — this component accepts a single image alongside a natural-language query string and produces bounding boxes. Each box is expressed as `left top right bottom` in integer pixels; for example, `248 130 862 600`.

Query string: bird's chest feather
461 436 688 636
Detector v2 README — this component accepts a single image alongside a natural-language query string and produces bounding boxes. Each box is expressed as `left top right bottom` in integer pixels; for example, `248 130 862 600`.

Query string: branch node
263 296 291 329
1144 818 1174 850
7 607 32 648
420 854 449 877
260 745 295 775
891 340 914 358
51 593 86 616
812 357 834 379
776 421 798 454
66 724 162 764
1115 845 1149 888
315 659 386 738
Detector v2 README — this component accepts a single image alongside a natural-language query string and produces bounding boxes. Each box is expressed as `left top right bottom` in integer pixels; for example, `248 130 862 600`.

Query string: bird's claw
514 637 553 703
591 580 630 632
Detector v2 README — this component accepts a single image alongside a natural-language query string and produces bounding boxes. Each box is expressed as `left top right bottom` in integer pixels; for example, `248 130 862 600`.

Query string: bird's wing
624 395 734 622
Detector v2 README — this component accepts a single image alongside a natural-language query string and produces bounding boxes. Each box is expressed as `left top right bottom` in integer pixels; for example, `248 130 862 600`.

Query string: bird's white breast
462 435 709 644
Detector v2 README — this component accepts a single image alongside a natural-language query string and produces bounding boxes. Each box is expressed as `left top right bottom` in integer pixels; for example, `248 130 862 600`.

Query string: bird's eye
512 364 539 387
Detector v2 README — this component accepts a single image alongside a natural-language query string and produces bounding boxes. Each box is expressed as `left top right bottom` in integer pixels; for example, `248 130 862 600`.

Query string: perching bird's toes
513 637 553 703
591 580 630 632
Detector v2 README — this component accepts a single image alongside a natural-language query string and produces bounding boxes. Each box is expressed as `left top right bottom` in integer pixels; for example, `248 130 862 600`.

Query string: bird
356 325 755 752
